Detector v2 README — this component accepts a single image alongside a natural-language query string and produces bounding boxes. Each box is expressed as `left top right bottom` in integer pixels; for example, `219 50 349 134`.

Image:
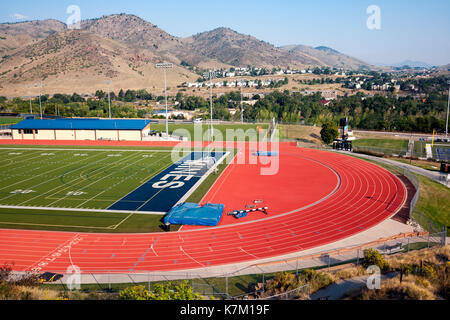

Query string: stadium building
11 119 152 141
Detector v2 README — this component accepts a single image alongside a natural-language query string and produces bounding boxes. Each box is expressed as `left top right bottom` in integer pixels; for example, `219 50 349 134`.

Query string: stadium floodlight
105 80 112 119
203 70 218 142
446 80 450 138
26 84 33 114
156 63 174 140
34 82 43 120
240 86 244 124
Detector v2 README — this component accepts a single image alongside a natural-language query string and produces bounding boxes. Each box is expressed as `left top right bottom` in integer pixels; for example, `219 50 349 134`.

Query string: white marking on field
40 153 55 156
10 189 35 194
74 154 88 157
107 154 122 157
142 155 153 158
8 152 22 155
66 191 87 196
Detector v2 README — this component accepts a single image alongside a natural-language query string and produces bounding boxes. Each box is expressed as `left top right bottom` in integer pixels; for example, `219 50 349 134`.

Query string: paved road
354 130 449 140
311 272 399 300
338 150 449 187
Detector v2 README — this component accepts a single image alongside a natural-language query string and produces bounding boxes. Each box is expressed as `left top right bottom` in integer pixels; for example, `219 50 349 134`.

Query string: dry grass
359 276 436 300
330 266 366 282
387 246 450 270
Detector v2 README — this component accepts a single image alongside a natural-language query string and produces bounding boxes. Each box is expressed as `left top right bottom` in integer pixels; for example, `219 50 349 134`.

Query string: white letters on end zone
151 159 211 189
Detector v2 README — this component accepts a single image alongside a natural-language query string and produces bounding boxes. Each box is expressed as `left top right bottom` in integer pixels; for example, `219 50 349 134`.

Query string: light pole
203 70 217 142
26 84 32 114
446 80 450 138
35 82 42 120
156 63 173 139
105 80 112 119
240 86 244 123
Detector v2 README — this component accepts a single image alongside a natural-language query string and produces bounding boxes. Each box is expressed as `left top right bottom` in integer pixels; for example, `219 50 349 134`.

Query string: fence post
443 227 447 246
407 238 410 252
296 259 299 277
225 276 229 297
262 273 265 292
328 255 331 272
108 271 111 291
356 249 360 266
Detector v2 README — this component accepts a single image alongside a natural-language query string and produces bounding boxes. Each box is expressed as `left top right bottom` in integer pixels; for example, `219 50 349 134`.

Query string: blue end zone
108 151 226 213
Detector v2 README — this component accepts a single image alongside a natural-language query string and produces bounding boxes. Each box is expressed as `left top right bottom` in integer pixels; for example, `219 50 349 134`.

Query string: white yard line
1 151 115 204
76 153 173 208
46 152 147 207
106 156 175 210
0 205 165 215
0 150 108 192
0 221 115 230
111 213 135 230
0 147 179 153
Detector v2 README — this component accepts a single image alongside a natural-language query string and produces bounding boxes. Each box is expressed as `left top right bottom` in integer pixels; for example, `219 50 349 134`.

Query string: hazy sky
1 0 449 66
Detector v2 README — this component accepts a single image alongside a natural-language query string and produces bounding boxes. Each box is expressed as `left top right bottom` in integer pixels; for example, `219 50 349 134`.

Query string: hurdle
227 207 269 219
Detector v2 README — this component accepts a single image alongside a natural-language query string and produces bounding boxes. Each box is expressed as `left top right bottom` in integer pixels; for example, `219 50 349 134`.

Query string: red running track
0 142 407 273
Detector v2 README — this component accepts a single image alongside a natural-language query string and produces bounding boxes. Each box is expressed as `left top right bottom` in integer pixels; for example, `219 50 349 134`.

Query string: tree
320 121 339 144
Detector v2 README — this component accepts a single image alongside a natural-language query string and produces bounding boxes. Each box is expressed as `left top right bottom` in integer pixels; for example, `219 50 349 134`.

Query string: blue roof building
11 119 154 141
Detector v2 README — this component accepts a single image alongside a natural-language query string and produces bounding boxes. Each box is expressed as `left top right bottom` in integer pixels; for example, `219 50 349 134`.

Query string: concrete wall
55 130 75 140
12 129 22 140
76 130 96 141
34 130 56 140
12 128 145 141
118 130 142 141
96 130 119 141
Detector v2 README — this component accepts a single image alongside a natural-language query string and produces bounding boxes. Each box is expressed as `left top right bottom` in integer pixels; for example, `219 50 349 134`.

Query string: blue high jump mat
164 202 224 227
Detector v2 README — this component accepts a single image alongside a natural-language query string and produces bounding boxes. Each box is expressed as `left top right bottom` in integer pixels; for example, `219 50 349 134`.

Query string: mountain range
0 13 373 96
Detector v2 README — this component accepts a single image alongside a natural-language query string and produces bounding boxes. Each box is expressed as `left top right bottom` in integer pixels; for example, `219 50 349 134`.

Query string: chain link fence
20 135 447 300
353 143 450 163
37 229 447 300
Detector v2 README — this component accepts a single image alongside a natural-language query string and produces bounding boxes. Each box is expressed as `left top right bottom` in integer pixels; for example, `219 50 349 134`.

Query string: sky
1 0 449 66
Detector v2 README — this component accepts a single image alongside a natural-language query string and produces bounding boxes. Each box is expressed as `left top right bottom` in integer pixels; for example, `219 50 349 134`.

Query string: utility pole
240 86 244 123
35 82 42 120
156 63 173 140
105 80 112 119
446 80 450 138
203 70 217 142
26 84 32 114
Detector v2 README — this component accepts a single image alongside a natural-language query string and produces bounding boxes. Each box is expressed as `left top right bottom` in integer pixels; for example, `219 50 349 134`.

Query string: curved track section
0 144 407 273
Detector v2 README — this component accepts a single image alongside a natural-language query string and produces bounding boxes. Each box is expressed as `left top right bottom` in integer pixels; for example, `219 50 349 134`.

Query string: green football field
0 145 235 233
0 147 177 210
150 123 269 141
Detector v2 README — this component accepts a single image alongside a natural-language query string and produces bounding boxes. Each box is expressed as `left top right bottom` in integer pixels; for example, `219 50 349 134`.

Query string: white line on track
179 246 204 267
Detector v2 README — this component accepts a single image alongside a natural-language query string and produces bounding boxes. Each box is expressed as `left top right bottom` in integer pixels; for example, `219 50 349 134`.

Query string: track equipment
228 207 269 219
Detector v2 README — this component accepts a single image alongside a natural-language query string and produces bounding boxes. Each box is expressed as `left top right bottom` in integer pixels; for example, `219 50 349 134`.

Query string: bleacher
436 148 450 162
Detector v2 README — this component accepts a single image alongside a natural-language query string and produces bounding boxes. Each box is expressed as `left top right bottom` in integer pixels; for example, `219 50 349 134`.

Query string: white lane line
180 246 204 267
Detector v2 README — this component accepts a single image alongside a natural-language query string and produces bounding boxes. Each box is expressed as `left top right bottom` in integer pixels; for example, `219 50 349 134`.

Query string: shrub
320 121 339 144
266 272 297 294
363 249 390 272
298 269 334 293
119 285 151 300
120 282 202 301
